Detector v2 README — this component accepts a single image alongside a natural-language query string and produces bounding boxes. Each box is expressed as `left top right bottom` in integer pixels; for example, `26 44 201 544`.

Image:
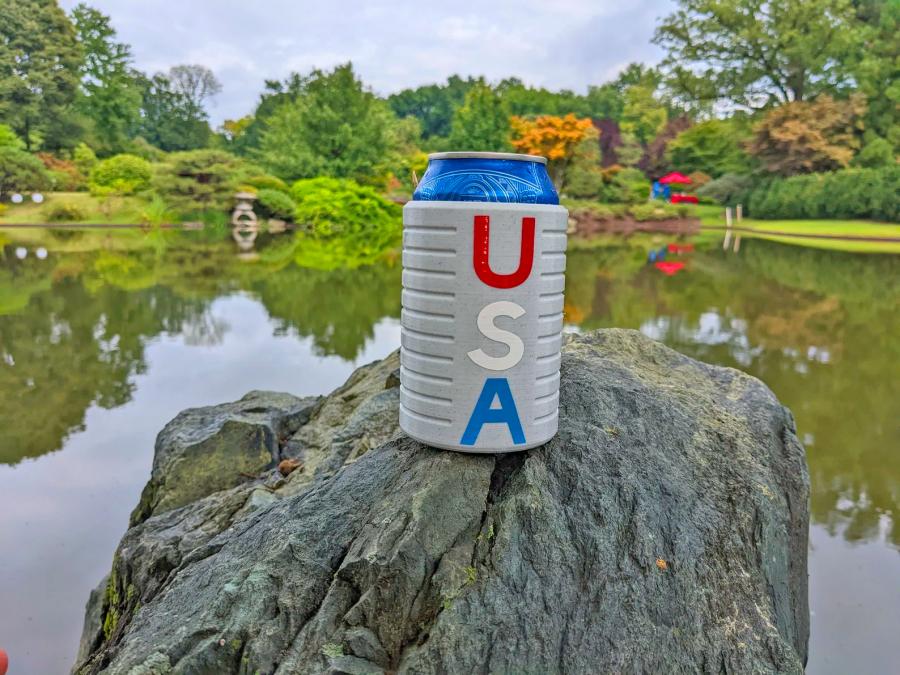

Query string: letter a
473 215 535 289
460 378 526 446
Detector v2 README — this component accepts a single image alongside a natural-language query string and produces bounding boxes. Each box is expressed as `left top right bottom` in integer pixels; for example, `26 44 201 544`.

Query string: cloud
59 0 674 124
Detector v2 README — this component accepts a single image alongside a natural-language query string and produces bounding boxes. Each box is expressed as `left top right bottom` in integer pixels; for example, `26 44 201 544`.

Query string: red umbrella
658 172 692 184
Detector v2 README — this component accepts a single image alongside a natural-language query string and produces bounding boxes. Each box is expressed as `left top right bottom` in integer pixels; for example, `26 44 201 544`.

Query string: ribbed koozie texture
400 201 568 452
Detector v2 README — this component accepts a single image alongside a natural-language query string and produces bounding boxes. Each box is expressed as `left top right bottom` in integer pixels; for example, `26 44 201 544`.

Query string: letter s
467 301 525 371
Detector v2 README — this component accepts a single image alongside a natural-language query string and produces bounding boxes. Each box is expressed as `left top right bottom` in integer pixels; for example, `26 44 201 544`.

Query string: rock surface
75 329 809 674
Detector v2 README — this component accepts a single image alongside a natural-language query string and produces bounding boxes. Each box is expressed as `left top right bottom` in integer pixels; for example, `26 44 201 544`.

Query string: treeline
0 0 897 223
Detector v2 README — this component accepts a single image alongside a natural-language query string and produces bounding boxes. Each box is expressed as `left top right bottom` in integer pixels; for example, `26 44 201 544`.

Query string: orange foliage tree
510 114 596 190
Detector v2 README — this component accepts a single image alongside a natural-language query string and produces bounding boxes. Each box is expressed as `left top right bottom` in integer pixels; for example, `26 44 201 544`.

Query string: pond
0 229 897 674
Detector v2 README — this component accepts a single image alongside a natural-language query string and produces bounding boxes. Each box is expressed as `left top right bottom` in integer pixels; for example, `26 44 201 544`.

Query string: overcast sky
59 0 674 126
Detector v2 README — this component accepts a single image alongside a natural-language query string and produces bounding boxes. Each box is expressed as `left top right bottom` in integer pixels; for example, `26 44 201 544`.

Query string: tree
138 73 211 151
851 0 900 150
448 84 511 152
510 114 595 189
496 78 593 118
0 147 51 196
746 94 865 175
258 64 397 182
666 118 752 177
70 3 143 155
0 124 24 150
167 65 222 114
0 0 83 150
388 75 478 139
654 0 863 109
620 85 668 145
152 149 246 214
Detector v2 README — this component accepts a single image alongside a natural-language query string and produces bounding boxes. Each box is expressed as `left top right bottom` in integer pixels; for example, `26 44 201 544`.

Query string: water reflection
0 235 896 545
0 241 400 465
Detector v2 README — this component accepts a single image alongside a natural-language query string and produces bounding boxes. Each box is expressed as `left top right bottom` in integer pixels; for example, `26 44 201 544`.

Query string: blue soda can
400 152 569 453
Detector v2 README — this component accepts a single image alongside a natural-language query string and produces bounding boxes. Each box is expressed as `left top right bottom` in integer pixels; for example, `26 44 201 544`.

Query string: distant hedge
748 166 899 222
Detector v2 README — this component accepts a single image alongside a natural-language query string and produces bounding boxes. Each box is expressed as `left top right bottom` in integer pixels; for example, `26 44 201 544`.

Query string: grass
697 204 900 253
0 192 150 225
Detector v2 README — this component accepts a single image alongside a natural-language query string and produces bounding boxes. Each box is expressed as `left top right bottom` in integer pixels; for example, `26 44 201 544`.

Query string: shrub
38 153 85 191
289 177 401 268
0 124 24 150
243 174 289 193
73 143 98 176
89 154 153 196
853 137 894 169
0 147 51 196
152 150 246 215
747 166 899 222
697 173 756 206
257 189 295 220
43 201 87 222
597 167 650 204
630 202 690 221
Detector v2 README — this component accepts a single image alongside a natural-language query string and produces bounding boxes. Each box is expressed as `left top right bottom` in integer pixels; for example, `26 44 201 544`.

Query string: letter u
473 215 535 289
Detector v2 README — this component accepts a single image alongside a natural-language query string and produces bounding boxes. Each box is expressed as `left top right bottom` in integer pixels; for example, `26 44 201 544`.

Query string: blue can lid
413 151 559 204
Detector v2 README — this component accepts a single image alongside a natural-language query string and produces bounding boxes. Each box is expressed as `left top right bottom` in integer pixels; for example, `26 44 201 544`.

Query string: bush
243 174 289 193
747 166 899 222
289 177 401 268
0 147 51 196
597 167 650 204
0 124 24 150
89 154 153 196
43 201 87 222
73 143 97 176
38 153 85 191
696 173 756 206
152 150 246 216
257 189 295 220
853 137 894 169
630 202 692 221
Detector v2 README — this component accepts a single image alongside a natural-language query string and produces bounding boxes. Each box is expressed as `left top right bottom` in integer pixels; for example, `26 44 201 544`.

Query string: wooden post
723 207 733 250
736 204 743 223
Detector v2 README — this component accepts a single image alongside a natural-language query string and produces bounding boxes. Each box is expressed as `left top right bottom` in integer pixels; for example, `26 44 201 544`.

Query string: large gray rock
130 390 319 525
75 330 809 674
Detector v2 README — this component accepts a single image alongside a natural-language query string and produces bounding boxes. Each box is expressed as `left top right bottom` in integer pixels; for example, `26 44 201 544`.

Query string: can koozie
400 152 568 453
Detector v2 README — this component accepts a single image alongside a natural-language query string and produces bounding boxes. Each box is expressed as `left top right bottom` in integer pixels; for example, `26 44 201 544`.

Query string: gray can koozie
400 152 568 453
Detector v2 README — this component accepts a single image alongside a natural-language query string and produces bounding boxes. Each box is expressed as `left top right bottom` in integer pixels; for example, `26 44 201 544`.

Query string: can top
413 151 558 204
428 151 547 165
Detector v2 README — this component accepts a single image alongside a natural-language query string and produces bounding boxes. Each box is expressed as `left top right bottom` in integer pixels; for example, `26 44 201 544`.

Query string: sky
59 0 674 126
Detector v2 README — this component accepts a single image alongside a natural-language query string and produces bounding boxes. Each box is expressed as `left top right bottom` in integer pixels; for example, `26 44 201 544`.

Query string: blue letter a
460 378 526 446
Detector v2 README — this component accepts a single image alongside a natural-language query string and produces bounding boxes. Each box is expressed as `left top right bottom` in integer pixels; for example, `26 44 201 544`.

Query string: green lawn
696 204 900 253
0 192 150 225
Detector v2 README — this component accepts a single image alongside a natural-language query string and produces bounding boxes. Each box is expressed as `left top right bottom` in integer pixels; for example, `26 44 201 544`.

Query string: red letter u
473 215 535 289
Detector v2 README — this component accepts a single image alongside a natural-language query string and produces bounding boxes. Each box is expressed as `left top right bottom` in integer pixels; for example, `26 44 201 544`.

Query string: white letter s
467 301 525 371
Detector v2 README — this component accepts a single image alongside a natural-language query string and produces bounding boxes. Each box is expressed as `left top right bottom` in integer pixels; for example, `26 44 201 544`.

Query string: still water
0 231 897 674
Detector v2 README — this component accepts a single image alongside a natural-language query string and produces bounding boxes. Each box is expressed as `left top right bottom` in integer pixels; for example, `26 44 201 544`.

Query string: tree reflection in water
0 235 896 550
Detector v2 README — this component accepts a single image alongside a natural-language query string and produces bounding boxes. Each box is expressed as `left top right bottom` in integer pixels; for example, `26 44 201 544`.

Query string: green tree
654 0 863 108
257 63 396 182
852 0 900 149
0 146 51 196
0 124 24 150
448 83 512 152
70 3 143 155
138 73 211 151
152 149 245 214
666 119 752 176
388 75 478 139
0 0 83 150
619 85 667 145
